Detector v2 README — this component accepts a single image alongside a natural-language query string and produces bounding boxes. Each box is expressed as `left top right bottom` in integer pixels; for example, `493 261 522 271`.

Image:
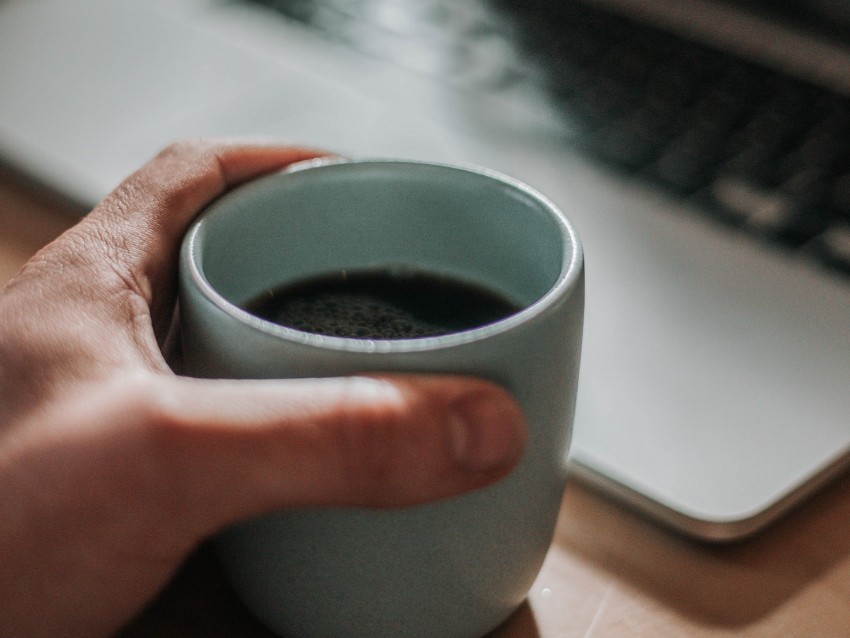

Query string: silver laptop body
1 0 849 541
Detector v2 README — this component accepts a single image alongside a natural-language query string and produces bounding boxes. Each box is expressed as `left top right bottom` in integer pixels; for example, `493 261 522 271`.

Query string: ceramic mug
178 159 584 638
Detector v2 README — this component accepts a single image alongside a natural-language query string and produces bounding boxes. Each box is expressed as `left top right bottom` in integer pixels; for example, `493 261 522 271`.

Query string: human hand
0 140 527 637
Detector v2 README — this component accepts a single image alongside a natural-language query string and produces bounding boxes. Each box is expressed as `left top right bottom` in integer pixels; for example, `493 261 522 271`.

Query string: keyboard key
588 122 659 170
809 224 850 273
708 174 835 244
830 173 850 215
647 129 726 192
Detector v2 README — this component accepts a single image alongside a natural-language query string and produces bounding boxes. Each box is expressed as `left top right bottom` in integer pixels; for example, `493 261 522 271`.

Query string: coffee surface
242 267 521 339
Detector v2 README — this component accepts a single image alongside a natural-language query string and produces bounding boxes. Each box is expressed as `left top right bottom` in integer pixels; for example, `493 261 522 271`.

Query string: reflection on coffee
242 266 521 339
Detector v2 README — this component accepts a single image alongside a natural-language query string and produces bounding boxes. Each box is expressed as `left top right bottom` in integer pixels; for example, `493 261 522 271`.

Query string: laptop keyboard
242 0 850 277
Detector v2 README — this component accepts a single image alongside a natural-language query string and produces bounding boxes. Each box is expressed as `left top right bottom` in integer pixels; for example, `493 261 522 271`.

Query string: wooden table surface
2 173 848 637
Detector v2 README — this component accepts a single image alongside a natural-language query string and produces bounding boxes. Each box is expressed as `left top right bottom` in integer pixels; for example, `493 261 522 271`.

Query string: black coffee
242 267 521 339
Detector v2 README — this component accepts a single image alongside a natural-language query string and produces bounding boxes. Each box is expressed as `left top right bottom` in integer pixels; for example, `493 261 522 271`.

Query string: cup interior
193 160 570 321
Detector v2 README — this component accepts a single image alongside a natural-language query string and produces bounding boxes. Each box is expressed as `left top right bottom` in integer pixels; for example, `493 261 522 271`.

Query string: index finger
83 139 330 311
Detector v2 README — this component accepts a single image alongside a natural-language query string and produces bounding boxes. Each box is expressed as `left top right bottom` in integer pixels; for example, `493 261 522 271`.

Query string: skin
0 140 527 637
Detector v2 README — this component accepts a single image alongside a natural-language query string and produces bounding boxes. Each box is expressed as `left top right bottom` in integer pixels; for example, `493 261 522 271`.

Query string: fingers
125 373 527 537
0 372 525 636
82 140 330 320
6 140 331 368
90 139 329 252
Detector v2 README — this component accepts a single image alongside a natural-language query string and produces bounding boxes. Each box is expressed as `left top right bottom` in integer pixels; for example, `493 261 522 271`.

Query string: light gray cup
178 159 584 638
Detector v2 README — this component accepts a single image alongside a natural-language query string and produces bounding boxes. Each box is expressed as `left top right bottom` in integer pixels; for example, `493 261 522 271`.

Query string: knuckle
101 139 223 221
132 378 190 442
154 139 228 182
155 138 211 161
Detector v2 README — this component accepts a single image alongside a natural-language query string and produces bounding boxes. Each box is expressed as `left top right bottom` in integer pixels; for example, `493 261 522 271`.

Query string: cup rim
182 158 583 354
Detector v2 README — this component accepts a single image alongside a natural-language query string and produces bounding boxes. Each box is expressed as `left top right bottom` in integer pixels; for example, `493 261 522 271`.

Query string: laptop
1 0 849 542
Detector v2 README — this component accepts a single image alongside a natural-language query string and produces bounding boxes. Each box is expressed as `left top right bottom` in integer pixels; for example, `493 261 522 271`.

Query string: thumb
136 374 528 535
